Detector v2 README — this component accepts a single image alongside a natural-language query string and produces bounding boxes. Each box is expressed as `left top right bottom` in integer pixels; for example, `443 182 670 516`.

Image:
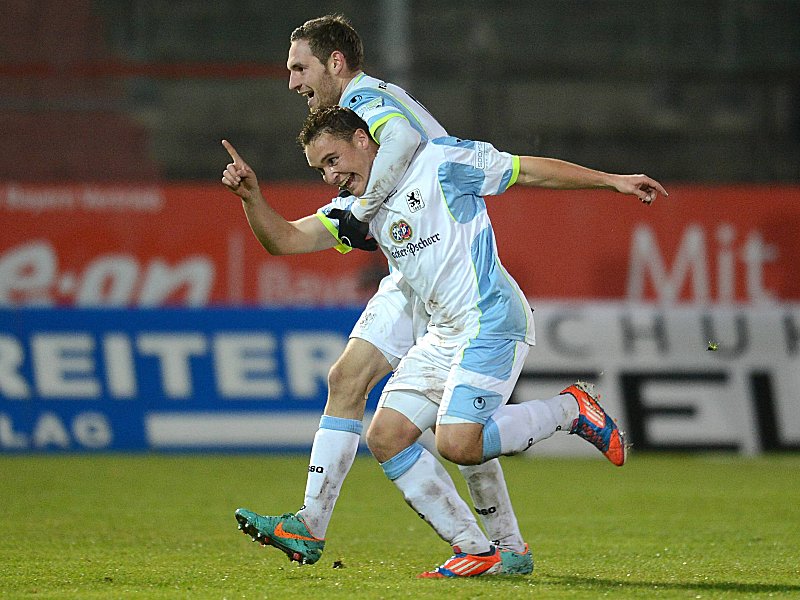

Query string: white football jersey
340 73 447 142
336 73 447 294
320 137 534 345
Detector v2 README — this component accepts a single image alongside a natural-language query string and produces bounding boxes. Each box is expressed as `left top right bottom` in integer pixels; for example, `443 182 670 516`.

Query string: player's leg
293 277 429 539
372 406 531 572
457 461 531 573
434 339 625 467
235 279 407 563
397 294 529 563
235 337 391 564
483 381 627 466
373 338 530 577
377 332 532 573
433 339 531 465
367 393 502 578
234 345 387 564
293 337 391 535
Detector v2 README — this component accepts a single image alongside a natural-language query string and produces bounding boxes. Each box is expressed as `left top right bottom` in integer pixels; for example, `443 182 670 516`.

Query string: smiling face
287 39 342 110
304 129 377 197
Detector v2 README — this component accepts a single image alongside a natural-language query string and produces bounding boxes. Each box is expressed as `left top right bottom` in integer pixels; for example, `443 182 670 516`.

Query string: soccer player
231 14 532 574
222 106 667 577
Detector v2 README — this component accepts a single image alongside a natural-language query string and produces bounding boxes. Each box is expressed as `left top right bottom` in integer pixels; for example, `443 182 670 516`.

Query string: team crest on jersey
405 189 424 212
390 220 413 243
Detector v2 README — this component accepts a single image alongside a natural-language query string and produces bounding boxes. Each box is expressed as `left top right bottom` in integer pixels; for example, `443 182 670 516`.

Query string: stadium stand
1 0 798 182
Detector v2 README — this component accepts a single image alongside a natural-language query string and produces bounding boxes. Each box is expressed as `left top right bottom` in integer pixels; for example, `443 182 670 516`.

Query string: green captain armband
370 112 407 142
315 212 353 254
508 155 521 189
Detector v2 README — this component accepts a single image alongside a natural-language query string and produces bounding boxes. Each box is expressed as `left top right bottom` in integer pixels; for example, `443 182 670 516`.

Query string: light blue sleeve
342 90 406 142
432 138 520 197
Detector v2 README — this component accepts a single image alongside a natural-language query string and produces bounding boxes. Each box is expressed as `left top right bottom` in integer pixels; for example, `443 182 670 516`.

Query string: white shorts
349 274 429 369
379 329 530 426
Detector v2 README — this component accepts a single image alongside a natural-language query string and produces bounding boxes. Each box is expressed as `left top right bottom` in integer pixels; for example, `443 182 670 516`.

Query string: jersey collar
339 72 367 104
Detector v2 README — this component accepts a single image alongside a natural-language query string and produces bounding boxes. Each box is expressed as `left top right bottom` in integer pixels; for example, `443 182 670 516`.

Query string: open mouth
301 90 315 106
340 174 354 191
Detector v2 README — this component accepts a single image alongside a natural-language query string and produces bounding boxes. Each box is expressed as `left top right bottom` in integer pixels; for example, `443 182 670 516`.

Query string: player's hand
221 140 260 201
613 174 669 205
326 208 378 251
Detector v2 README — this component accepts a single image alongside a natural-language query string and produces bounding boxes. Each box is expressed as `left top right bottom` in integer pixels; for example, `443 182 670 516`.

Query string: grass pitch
1 453 798 599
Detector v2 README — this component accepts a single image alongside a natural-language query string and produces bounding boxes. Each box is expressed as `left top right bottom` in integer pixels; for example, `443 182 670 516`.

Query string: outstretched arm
350 117 421 222
516 156 668 204
221 139 337 255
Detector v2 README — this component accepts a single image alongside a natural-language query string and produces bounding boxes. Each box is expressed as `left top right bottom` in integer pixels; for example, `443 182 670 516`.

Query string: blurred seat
0 111 158 181
0 0 159 181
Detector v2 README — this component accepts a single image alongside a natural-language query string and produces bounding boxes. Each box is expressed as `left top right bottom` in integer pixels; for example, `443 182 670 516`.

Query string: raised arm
350 117 421 221
517 156 668 204
221 140 338 255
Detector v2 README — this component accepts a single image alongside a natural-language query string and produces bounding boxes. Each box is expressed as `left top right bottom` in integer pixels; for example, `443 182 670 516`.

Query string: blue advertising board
0 308 380 452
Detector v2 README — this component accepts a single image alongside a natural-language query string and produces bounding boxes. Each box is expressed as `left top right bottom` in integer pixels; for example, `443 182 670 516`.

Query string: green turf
1 453 798 599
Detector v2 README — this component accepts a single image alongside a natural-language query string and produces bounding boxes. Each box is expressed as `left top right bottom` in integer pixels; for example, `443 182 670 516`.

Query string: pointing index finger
646 177 669 197
222 139 243 165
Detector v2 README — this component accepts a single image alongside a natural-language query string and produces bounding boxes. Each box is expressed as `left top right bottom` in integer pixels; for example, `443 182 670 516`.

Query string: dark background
2 0 798 183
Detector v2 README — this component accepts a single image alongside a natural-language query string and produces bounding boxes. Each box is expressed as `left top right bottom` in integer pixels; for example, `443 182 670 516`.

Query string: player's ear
329 50 346 73
353 128 370 148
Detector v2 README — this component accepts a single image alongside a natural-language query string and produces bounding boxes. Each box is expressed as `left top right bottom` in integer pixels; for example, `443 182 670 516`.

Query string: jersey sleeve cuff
508 155 521 189
351 201 368 222
369 113 408 141
315 212 353 254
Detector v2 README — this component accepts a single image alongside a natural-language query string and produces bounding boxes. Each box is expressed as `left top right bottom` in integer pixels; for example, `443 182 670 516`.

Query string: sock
382 443 491 554
482 394 579 461
459 460 526 553
295 415 362 538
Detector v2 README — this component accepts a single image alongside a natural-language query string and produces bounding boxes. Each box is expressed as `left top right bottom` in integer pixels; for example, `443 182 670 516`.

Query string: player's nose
322 168 337 186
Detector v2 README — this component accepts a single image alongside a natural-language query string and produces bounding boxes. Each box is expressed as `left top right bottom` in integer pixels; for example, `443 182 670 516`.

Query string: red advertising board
2 182 798 306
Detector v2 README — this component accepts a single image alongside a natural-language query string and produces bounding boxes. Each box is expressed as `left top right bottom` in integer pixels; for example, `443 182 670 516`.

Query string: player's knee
327 360 367 409
327 358 354 393
435 423 484 465
367 407 423 463
366 419 395 463
435 435 482 466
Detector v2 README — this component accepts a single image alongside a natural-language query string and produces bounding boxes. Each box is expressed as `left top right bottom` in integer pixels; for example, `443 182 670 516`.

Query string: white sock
382 443 491 554
483 394 578 460
459 460 526 552
295 416 362 538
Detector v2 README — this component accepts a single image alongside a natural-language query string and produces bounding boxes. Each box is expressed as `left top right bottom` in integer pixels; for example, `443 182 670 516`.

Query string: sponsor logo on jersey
349 95 362 105
406 189 424 212
362 97 383 112
389 231 442 259
475 142 487 170
390 220 413 243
